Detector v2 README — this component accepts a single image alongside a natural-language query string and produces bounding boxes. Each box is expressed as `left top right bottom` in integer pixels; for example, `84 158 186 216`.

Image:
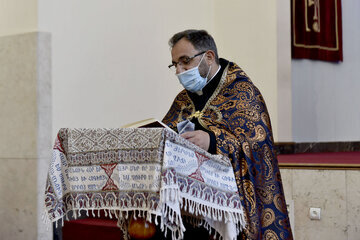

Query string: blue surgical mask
176 54 210 93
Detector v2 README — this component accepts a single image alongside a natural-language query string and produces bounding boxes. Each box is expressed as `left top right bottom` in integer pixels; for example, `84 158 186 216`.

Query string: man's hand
180 130 210 151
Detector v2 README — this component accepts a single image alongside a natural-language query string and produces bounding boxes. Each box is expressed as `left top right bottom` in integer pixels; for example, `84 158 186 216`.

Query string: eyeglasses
168 51 206 70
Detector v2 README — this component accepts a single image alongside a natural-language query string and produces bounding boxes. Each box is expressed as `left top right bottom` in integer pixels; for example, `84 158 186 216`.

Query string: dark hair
169 29 219 64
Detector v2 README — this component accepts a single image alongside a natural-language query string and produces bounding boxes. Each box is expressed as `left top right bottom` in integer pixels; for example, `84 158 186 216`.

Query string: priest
162 29 293 240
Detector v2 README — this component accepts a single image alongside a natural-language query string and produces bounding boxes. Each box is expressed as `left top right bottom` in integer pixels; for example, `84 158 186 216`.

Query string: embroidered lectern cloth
44 128 245 240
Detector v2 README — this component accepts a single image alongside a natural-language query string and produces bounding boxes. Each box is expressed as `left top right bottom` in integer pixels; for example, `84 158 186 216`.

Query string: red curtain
291 0 343 62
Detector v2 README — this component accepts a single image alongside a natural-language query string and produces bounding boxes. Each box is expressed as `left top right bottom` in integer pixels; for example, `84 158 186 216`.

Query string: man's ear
205 50 216 64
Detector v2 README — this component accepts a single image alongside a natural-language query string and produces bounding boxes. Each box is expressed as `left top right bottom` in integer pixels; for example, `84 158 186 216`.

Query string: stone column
0 32 52 240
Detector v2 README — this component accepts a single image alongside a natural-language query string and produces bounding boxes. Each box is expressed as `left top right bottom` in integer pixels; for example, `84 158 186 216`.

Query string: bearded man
162 29 293 240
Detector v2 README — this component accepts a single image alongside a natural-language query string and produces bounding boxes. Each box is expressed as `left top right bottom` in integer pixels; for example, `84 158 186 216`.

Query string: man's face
171 38 209 76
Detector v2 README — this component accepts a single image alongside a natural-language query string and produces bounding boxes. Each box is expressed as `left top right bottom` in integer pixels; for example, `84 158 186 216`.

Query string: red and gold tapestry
291 0 343 62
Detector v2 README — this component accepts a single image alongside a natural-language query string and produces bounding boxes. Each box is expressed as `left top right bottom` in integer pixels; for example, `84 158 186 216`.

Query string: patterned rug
44 128 245 240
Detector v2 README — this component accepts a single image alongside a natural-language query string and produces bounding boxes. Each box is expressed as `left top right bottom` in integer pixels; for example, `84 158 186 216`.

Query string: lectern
44 128 245 240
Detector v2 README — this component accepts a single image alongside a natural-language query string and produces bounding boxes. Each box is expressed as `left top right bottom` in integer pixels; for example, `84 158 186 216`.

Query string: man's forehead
171 38 197 60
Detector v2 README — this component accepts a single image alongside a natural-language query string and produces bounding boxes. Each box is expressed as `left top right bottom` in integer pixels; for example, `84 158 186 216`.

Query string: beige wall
214 0 279 140
37 0 282 141
38 0 215 138
281 168 360 239
0 0 38 36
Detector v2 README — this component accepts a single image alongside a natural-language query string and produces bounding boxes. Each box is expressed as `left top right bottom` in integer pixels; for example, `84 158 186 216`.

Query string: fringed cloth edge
43 187 245 240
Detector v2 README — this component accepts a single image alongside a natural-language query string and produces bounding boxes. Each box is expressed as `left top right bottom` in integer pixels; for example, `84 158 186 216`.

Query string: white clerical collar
208 65 221 83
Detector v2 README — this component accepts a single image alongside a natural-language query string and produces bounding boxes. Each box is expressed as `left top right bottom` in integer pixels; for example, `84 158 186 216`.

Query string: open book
121 118 176 132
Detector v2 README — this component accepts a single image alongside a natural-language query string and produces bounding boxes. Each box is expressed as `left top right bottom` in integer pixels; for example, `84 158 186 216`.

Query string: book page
121 118 176 133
